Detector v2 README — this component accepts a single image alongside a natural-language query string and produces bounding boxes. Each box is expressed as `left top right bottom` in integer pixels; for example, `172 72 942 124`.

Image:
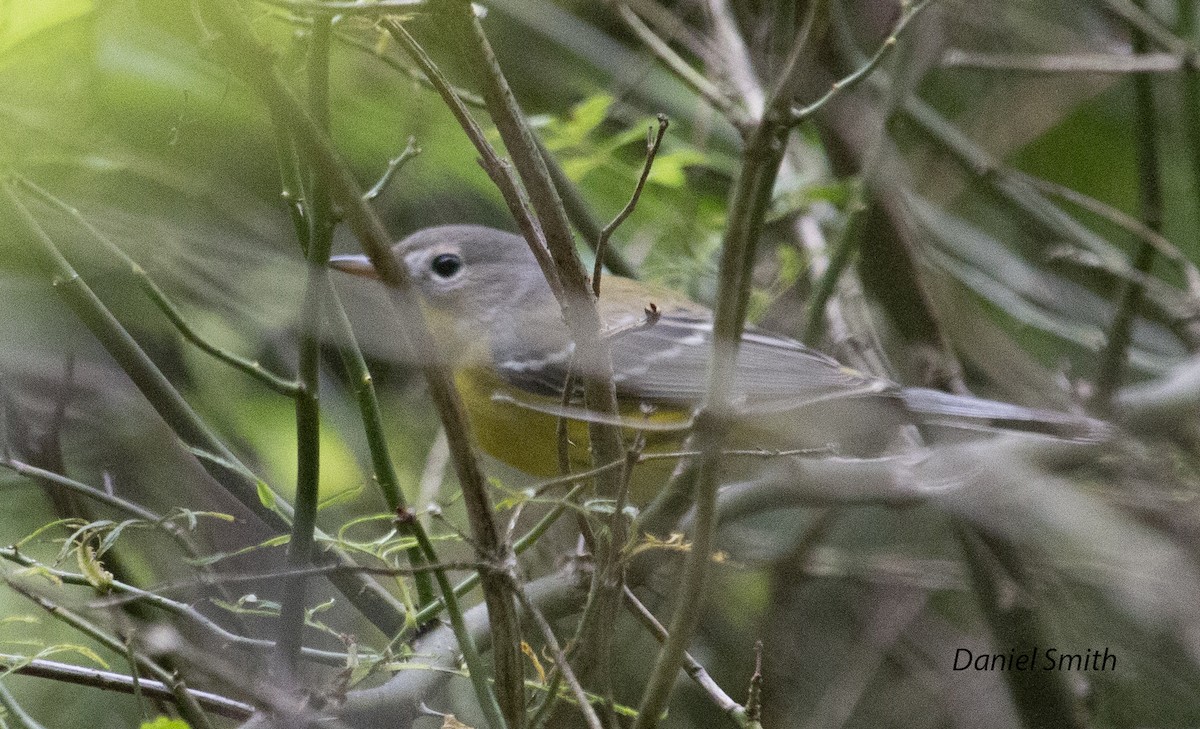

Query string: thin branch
3 577 215 729
0 681 48 729
0 548 351 667
431 3 631 718
1019 172 1200 297
512 580 604 729
1093 0 1167 410
1102 0 1193 54
403 471 600 633
623 587 753 728
615 4 749 131
197 3 508 725
336 29 487 108
0 654 253 721
631 3 829 727
18 176 300 397
538 134 640 279
789 0 935 126
382 18 560 301
345 24 639 278
593 114 669 297
363 136 422 201
0 181 408 636
803 177 867 344
255 0 426 13
953 525 1086 729
0 459 174 536
276 9 336 675
326 289 435 605
941 49 1198 73
1176 0 1200 316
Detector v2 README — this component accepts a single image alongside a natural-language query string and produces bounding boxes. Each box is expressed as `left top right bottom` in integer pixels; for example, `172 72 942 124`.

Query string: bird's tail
899 387 1113 441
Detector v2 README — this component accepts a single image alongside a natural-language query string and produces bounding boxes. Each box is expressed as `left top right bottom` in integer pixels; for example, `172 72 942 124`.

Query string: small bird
331 225 1106 500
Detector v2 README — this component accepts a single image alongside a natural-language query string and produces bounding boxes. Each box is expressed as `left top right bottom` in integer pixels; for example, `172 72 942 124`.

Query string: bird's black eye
430 253 463 279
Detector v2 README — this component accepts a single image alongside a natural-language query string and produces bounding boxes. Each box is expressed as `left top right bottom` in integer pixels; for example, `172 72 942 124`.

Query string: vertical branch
1093 0 1165 409
1179 0 1200 236
326 290 436 606
538 135 639 279
197 4 512 726
592 114 669 297
429 1 633 717
631 4 828 728
276 10 334 675
803 177 867 344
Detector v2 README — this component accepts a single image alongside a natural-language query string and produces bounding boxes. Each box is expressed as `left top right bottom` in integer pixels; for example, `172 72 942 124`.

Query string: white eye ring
429 252 464 280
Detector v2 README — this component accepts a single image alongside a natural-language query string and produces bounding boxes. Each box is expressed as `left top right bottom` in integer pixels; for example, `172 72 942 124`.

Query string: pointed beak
328 254 379 279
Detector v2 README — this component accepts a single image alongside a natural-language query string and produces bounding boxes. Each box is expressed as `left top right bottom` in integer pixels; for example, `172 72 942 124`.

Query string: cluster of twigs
6 0 1200 728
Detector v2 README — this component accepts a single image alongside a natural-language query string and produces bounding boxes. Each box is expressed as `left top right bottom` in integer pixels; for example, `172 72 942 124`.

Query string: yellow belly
454 368 686 503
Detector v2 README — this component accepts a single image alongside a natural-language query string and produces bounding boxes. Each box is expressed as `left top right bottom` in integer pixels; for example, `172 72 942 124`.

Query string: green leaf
76 544 114 591
544 94 614 150
256 479 276 510
140 716 190 729
0 0 93 60
645 149 707 189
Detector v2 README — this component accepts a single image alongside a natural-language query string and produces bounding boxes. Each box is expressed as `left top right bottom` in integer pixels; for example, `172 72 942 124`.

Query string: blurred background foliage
2 0 1200 727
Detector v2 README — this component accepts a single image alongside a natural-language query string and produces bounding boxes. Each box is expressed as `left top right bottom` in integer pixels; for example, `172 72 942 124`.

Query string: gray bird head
330 225 567 368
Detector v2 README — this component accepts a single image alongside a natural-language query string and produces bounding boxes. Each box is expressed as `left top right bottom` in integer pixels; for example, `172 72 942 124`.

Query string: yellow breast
453 367 687 504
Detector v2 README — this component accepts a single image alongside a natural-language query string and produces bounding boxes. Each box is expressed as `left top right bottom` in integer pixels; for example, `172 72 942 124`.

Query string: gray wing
497 315 894 410
495 316 1110 439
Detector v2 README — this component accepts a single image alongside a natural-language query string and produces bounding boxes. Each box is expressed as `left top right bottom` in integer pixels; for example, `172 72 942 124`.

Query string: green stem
0 681 48 729
276 11 335 674
1093 0 1165 410
1 182 409 636
17 178 299 396
326 289 435 606
802 177 866 344
0 548 350 666
197 3 509 725
632 4 828 727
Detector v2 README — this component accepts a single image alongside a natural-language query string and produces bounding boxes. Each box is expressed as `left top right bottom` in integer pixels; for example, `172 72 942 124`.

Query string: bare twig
1093 0 1167 410
512 579 604 729
0 548 353 667
593 114 669 297
197 3 509 725
789 0 935 126
363 136 422 201
1 181 408 636
623 587 754 727
19 176 300 396
4 576 215 729
615 4 748 130
941 49 1198 73
382 18 560 301
631 3 830 727
0 653 253 721
1020 172 1200 297
428 2 633 717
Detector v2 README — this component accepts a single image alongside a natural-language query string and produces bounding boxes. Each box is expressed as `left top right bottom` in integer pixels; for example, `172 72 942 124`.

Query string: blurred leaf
0 0 93 60
140 717 189 729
